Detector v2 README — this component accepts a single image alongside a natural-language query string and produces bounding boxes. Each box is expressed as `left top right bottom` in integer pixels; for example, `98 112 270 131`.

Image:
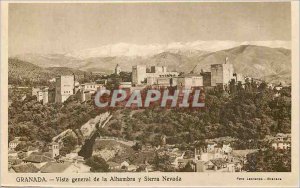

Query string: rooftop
209 159 227 168
231 149 258 157
9 140 20 144
107 161 120 167
179 73 203 78
40 162 73 173
81 82 97 85
23 154 52 163
12 163 39 173
178 159 193 163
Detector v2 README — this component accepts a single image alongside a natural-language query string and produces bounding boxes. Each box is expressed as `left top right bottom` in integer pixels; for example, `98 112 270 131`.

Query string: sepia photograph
1 1 299 187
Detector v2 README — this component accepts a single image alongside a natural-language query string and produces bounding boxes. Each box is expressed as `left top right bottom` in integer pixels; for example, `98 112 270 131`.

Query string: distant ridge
10 44 291 84
8 58 87 84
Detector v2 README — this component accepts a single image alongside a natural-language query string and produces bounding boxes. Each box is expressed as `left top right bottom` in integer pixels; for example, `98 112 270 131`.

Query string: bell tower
115 64 121 75
51 142 60 158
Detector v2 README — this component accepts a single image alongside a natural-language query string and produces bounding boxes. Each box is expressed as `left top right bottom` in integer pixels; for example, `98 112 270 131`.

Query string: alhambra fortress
33 57 251 104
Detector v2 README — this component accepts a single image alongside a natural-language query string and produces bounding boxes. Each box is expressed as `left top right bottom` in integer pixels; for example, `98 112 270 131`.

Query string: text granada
16 177 47 182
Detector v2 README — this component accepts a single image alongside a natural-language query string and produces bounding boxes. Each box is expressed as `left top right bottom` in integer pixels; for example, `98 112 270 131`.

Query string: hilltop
192 45 291 84
8 58 87 85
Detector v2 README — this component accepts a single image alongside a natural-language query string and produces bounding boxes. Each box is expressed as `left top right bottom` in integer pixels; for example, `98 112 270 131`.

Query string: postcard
1 1 299 187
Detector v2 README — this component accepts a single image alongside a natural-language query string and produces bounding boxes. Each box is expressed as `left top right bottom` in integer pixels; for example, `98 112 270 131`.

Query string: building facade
234 73 245 84
32 87 41 97
55 75 75 103
49 142 60 158
211 59 234 87
201 72 212 87
48 88 56 103
9 140 20 151
132 65 147 86
33 87 49 105
177 75 203 89
132 65 179 86
37 90 44 102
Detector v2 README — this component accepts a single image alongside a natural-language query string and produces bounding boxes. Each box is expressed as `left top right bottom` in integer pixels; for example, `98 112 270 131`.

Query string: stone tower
132 65 147 86
51 142 60 158
210 57 234 87
115 64 121 75
55 75 75 103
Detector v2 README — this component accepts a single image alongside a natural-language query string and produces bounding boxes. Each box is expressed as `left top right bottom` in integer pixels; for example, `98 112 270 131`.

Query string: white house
9 140 20 151
222 142 232 154
120 161 130 170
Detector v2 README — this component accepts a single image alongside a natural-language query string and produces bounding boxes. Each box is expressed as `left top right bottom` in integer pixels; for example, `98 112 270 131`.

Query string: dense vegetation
8 94 105 143
9 80 291 150
8 73 291 172
8 58 87 86
101 82 291 150
85 156 109 172
244 148 291 172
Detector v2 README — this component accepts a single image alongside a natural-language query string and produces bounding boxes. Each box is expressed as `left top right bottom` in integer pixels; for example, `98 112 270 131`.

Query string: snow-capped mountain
64 40 291 59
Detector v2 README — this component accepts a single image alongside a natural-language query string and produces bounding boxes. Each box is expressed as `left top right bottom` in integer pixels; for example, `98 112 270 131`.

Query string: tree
59 135 78 156
244 148 291 172
153 152 176 172
85 156 109 172
229 79 237 94
110 121 122 131
179 162 194 172
15 142 27 152
132 142 142 151
119 72 132 82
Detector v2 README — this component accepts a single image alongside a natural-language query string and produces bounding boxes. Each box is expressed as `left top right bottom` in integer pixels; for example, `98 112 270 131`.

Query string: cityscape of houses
8 132 291 173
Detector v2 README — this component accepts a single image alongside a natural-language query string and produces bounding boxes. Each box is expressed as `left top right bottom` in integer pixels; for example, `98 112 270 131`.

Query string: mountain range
10 44 291 85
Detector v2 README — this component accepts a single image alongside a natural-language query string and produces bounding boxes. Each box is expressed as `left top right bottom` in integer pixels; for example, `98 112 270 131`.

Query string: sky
9 2 291 56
